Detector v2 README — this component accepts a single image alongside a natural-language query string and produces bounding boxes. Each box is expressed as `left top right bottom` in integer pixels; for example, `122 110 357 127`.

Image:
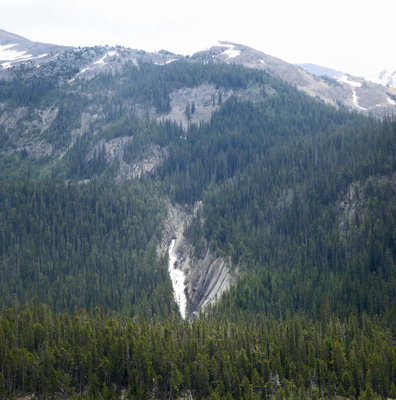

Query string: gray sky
1 0 395 78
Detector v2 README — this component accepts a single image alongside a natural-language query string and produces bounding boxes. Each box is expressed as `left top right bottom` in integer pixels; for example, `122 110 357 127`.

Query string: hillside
194 41 396 116
0 31 396 399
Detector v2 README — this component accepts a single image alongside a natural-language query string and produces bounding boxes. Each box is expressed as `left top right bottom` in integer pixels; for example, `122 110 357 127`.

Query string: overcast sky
1 0 395 78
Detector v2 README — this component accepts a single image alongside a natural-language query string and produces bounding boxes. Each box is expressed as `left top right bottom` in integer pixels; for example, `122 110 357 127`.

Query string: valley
0 29 396 399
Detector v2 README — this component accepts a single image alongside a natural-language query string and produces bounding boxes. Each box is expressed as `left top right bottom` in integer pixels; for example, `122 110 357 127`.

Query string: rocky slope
161 204 234 316
1 30 395 313
1 32 395 168
0 29 71 70
195 41 396 117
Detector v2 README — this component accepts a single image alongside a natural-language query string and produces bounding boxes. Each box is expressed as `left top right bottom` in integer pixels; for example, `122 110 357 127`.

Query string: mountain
2 32 396 117
373 67 396 88
1 31 396 399
0 28 71 69
195 41 396 116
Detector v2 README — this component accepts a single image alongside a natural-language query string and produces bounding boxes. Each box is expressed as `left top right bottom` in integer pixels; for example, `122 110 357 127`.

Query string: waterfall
168 238 187 318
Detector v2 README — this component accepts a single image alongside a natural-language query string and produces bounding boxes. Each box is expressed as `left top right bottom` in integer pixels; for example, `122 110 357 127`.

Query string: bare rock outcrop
184 248 233 312
161 203 235 316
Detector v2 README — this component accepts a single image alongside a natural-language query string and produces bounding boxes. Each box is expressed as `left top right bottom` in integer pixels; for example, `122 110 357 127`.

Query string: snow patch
337 75 367 110
68 51 118 83
0 44 30 62
259 59 265 64
372 68 396 88
217 43 241 61
338 75 362 88
221 47 241 60
93 51 118 66
0 43 47 69
199 41 240 60
388 97 396 106
200 41 228 51
154 59 178 66
94 55 107 65
352 89 367 111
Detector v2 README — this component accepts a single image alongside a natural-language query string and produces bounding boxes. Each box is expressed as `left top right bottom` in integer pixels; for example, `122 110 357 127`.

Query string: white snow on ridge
352 90 367 111
388 98 396 106
198 41 241 60
0 43 33 68
1 43 48 69
337 75 362 88
365 68 396 89
377 68 396 88
215 42 241 61
154 59 178 66
68 51 119 83
337 75 367 110
94 54 107 65
200 41 229 52
93 51 118 66
222 47 241 60
0 44 29 61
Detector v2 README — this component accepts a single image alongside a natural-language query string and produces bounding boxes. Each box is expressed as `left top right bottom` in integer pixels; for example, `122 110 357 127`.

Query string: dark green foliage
43 95 87 148
82 58 275 115
0 72 56 105
1 55 396 399
202 115 396 326
0 178 175 316
0 305 394 399
61 115 183 180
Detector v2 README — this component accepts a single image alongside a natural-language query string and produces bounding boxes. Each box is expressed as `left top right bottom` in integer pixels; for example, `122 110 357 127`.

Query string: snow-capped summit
0 29 71 69
375 68 396 89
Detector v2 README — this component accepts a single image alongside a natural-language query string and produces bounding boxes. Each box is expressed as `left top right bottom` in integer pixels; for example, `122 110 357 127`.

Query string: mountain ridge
1 30 396 116
1 29 396 399
0 28 72 69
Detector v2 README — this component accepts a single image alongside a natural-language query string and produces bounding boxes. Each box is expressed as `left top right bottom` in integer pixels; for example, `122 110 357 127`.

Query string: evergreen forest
0 55 396 399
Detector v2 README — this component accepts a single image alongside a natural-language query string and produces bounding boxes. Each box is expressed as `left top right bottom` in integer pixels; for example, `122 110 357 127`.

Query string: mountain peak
0 28 71 69
373 67 396 88
1 29 396 117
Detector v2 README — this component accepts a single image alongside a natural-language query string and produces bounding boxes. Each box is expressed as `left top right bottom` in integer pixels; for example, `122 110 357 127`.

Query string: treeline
157 90 368 204
0 178 176 316
0 303 394 399
84 59 279 114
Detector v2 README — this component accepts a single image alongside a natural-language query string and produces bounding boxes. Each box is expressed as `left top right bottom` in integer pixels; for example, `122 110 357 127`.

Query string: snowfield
221 47 241 60
0 43 47 69
198 41 241 61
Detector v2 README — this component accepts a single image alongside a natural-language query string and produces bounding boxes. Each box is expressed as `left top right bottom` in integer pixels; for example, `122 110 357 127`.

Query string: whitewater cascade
168 238 187 318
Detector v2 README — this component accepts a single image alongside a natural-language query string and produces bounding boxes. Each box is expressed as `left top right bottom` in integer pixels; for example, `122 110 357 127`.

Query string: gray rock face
184 248 233 311
161 204 235 316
